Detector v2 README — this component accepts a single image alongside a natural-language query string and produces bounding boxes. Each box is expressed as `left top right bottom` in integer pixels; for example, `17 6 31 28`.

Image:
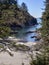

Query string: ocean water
15 18 42 42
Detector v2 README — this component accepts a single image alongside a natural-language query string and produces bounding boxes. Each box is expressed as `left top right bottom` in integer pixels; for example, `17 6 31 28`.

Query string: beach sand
0 51 31 65
0 36 42 65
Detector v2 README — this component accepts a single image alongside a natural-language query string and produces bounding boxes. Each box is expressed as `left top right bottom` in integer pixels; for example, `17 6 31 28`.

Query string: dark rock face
4 9 37 30
24 17 37 26
25 17 38 26
9 17 37 30
10 23 23 30
31 18 37 25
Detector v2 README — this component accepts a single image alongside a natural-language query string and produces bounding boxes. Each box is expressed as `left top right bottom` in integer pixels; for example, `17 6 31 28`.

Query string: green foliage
0 0 18 38
30 39 49 65
41 0 49 45
30 48 49 65
0 26 11 38
30 0 49 65
0 45 4 48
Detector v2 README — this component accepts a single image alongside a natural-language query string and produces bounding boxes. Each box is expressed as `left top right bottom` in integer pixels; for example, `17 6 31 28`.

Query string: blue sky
18 0 44 18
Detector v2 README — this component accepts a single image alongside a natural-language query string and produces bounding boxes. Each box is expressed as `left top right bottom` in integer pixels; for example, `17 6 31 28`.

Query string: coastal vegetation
0 0 37 39
30 0 49 65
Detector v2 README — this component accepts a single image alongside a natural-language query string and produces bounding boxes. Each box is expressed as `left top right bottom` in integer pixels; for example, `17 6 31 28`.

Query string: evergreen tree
21 2 28 12
0 0 18 38
30 0 49 65
0 2 10 38
41 0 49 46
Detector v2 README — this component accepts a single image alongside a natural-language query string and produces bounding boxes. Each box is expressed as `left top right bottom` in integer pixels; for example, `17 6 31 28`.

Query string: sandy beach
0 36 42 65
0 51 31 65
0 41 36 65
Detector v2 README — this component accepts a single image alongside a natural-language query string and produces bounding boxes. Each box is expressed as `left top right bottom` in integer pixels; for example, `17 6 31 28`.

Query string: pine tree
21 2 28 12
41 0 49 46
0 0 18 38
0 2 10 38
30 0 49 65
